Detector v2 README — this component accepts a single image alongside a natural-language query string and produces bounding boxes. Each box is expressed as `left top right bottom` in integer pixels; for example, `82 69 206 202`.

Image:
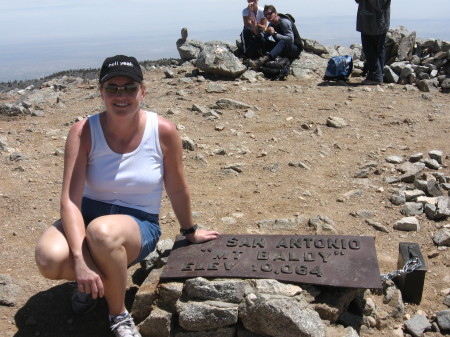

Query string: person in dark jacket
248 5 303 70
355 0 391 84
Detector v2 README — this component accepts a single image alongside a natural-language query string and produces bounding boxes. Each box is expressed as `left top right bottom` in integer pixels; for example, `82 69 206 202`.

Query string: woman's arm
60 118 104 298
158 116 219 243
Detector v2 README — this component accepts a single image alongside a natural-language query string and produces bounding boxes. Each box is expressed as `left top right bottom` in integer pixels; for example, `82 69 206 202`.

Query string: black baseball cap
99 55 143 83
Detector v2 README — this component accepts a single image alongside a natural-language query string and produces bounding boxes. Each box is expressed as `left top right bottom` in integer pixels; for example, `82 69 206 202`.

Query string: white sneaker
110 312 141 337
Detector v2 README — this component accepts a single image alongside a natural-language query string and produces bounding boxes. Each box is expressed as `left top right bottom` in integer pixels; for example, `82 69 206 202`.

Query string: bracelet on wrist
180 224 198 236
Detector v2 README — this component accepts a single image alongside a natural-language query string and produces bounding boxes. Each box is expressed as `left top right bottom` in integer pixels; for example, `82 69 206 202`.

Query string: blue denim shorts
81 197 161 266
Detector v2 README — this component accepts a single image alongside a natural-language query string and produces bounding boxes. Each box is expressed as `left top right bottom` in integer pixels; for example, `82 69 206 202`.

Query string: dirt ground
0 65 449 337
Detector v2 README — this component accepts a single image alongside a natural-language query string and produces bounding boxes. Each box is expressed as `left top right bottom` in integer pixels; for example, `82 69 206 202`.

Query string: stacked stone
381 26 450 92
131 239 450 337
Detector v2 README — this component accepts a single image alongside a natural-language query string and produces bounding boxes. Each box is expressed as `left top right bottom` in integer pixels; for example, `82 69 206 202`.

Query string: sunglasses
265 11 273 17
103 84 140 95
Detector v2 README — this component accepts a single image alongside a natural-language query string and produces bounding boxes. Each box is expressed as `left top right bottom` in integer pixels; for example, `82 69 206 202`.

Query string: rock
441 78 450 92
390 193 406 206
416 79 437 93
157 282 184 314
433 228 450 246
403 314 431 337
386 155 404 164
384 66 399 83
401 160 425 180
252 279 302 297
397 32 416 61
289 161 311 170
393 217 420 231
423 158 440 170
138 307 172 337
177 300 239 331
428 150 444 164
0 103 31 116
177 327 236 337
214 98 253 110
326 116 347 128
303 39 329 55
0 137 8 151
239 293 325 337
436 310 450 332
309 215 339 235
182 137 196 151
427 180 443 197
444 295 450 307
196 45 247 79
400 202 423 216
434 196 450 220
244 109 256 119
184 277 248 303
206 82 227 93
365 219 389 233
0 274 21 307
163 68 175 79
402 190 426 202
291 52 328 78
131 268 164 323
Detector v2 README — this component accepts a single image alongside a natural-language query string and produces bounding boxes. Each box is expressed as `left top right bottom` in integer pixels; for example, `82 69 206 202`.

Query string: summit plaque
160 234 382 289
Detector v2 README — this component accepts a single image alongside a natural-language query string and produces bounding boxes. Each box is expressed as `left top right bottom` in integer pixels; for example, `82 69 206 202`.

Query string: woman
241 0 267 59
35 55 219 337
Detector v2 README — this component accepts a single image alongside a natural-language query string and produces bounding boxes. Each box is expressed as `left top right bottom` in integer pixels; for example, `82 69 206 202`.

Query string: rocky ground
0 61 449 337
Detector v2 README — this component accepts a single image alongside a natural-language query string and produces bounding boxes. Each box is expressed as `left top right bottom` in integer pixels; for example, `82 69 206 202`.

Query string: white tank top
83 111 164 214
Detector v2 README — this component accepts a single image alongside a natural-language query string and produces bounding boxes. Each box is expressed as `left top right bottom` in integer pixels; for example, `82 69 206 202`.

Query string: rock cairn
130 237 450 337
175 26 450 93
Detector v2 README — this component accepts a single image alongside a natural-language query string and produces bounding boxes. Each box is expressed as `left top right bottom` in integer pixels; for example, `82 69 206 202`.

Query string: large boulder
195 45 247 79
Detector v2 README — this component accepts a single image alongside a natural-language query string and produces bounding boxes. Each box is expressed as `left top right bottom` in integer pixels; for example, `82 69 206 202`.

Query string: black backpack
260 56 291 81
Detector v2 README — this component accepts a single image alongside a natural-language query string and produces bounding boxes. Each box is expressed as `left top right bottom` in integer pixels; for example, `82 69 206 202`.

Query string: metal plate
160 234 382 289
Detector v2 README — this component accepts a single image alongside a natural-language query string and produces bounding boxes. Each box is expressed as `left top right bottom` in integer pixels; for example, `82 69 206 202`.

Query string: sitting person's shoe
361 78 382 85
71 289 97 315
248 55 270 70
110 312 142 337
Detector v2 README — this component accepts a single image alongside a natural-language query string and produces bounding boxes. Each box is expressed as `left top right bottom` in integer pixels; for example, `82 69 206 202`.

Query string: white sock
110 310 128 322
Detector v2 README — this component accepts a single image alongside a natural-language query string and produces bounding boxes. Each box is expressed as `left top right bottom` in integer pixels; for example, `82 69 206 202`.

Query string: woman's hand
74 251 104 299
186 228 219 244
249 16 259 33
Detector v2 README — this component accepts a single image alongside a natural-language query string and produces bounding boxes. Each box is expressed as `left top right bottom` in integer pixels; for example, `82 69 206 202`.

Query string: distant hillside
0 58 180 93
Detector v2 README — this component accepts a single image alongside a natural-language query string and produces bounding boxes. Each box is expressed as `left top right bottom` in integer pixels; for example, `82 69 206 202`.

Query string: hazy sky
2 0 450 43
1 0 449 81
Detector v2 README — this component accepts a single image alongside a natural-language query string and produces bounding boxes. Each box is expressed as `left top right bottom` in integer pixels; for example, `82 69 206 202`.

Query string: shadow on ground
14 282 138 337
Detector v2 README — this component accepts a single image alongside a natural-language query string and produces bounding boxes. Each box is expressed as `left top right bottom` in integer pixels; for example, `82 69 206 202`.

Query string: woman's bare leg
85 215 141 316
35 220 76 281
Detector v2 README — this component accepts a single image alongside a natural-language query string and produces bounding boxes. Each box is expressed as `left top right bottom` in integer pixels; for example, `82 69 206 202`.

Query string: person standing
355 0 391 84
35 55 219 337
248 5 303 71
240 0 267 59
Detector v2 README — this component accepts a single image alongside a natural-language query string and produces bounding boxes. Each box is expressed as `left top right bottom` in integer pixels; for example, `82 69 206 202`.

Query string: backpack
323 55 353 81
260 56 291 81
278 13 304 52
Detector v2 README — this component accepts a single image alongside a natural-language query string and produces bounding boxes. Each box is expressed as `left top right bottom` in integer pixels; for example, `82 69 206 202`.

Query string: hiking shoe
361 78 382 85
71 289 97 315
248 55 270 70
110 312 141 337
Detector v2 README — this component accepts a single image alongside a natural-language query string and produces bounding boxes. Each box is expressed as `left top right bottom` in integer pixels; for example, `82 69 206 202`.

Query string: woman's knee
35 240 69 279
85 218 120 251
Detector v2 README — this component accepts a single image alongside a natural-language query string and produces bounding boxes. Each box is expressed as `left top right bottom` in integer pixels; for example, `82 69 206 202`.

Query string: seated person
248 5 303 70
240 0 267 59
